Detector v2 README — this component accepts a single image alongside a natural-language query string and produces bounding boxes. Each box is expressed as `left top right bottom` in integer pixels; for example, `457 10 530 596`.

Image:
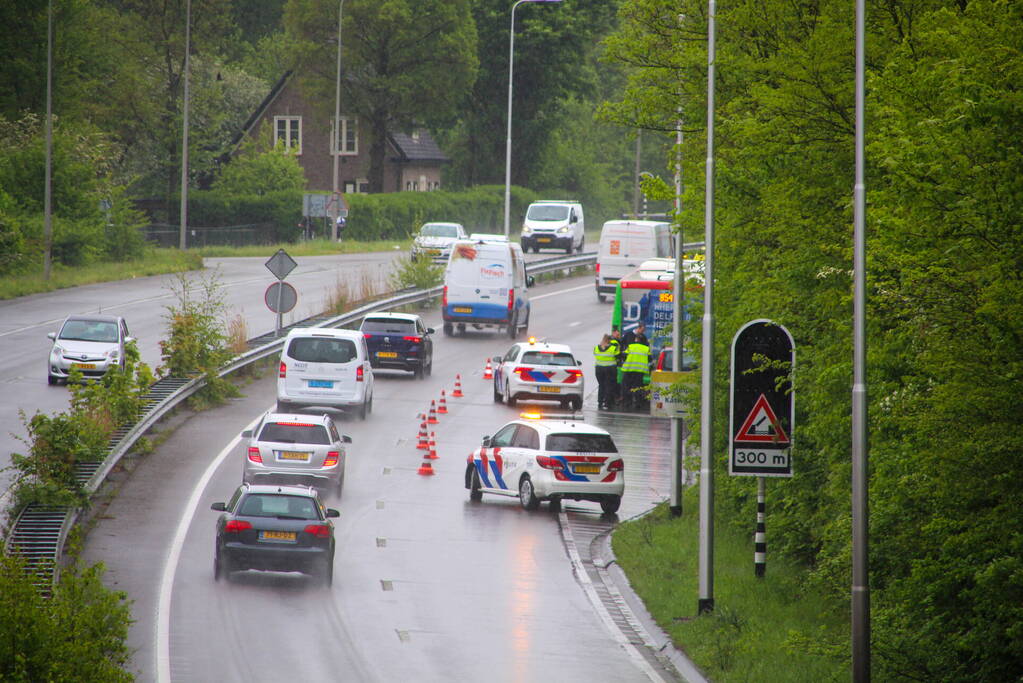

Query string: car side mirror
326 508 340 518
47 332 56 341
492 356 503 363
571 214 578 223
427 328 435 334
210 502 226 511
526 275 535 288
481 435 492 448
342 435 352 443
577 360 583 366
241 429 253 438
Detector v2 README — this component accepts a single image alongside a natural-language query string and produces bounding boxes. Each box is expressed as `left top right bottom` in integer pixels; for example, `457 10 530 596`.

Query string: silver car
241 412 351 495
47 314 133 385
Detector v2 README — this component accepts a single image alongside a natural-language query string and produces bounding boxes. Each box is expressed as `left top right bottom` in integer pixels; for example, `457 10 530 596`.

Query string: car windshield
287 337 356 363
361 319 416 334
59 319 119 343
526 205 569 221
258 422 331 445
420 224 460 237
545 433 618 453
521 351 576 366
237 494 320 519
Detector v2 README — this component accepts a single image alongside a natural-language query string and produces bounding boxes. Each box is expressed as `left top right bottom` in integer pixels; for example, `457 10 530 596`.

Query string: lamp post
503 0 561 238
331 0 345 241
178 0 191 250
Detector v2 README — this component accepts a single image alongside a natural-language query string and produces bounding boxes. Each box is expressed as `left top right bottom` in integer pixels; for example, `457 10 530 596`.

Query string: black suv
359 312 434 378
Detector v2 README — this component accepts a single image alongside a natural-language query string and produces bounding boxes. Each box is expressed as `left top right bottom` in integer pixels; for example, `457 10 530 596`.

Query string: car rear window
361 319 415 334
287 337 357 363
521 351 576 366
545 433 618 453
258 422 331 445
237 494 320 519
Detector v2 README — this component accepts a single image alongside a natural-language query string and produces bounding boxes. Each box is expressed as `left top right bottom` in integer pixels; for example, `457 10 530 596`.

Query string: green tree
212 137 306 196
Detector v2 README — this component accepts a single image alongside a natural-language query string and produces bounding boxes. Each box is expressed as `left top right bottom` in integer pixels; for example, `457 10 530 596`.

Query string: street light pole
503 0 561 238
178 0 191 250
43 0 53 280
332 0 345 241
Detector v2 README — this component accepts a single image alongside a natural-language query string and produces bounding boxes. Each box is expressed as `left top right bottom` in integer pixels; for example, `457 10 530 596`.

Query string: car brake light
513 366 529 376
247 447 262 463
304 524 331 538
225 520 252 533
507 288 514 311
564 368 582 384
443 285 448 308
323 451 339 467
608 459 625 472
536 455 565 470
596 262 600 274
363 333 372 339
403 336 422 343
356 365 364 382
279 361 286 378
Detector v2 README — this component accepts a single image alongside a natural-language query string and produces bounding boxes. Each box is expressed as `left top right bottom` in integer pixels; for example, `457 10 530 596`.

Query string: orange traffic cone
437 390 449 414
417 450 436 475
483 359 493 380
452 374 464 398
426 432 439 460
428 400 439 424
416 417 430 450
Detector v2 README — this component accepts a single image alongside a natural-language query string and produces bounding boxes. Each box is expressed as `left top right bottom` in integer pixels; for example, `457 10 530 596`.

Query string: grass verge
612 488 848 681
196 237 410 258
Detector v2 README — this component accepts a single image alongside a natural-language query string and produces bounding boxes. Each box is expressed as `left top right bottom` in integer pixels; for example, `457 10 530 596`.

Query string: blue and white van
442 237 533 338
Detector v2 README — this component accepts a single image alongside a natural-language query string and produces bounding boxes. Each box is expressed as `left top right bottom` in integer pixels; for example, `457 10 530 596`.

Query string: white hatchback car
492 339 584 410
47 314 133 385
410 222 468 262
465 416 624 514
277 328 374 419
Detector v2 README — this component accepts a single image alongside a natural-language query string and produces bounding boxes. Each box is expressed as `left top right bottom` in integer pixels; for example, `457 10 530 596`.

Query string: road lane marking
156 409 268 683
529 283 592 301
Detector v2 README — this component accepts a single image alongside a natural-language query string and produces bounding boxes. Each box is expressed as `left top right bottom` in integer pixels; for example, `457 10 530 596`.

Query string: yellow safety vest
621 343 650 373
594 344 617 367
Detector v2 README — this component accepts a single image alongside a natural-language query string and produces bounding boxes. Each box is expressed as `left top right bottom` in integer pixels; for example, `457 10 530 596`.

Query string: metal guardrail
4 252 595 588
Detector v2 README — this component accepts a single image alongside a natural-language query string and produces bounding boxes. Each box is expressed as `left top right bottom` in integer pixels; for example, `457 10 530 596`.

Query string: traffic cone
426 432 439 460
483 359 493 380
416 417 430 450
427 400 439 424
437 390 449 414
452 374 464 398
417 450 436 476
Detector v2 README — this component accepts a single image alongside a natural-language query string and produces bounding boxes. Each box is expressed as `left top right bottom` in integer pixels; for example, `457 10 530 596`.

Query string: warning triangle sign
735 394 789 444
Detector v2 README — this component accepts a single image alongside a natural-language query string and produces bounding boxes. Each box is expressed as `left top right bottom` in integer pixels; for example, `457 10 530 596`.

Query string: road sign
729 320 794 477
265 249 297 281
264 281 297 313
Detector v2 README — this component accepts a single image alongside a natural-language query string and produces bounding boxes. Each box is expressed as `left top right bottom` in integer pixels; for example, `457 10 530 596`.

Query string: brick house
233 71 449 194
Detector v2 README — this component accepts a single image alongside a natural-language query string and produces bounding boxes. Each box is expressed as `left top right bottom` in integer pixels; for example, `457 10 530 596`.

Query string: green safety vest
621 343 650 373
594 344 617 367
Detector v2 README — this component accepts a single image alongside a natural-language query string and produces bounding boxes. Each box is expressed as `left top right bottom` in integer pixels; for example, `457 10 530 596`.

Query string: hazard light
528 336 536 345
519 412 544 420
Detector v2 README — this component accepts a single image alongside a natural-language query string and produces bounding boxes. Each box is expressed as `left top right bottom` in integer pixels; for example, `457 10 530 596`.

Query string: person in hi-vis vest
620 338 651 411
593 334 619 410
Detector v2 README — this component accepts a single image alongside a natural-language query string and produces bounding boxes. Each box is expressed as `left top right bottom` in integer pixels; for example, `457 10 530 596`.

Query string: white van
520 200 585 254
276 328 374 419
595 220 673 302
442 238 533 338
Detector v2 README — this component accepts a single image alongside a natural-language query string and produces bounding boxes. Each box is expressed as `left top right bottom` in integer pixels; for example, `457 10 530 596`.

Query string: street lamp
503 0 562 238
332 0 345 241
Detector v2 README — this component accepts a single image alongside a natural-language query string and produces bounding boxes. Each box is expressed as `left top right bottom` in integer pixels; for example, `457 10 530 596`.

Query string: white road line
156 409 269 683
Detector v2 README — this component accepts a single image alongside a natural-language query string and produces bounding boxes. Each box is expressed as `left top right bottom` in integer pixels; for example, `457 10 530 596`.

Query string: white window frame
330 116 359 156
274 116 302 154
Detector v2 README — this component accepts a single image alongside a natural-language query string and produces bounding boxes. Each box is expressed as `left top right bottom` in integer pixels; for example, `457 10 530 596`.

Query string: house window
331 117 358 155
345 179 369 194
274 116 301 153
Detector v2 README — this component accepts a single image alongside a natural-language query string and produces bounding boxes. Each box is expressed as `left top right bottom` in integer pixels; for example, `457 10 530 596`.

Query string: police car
492 338 584 410
465 414 624 514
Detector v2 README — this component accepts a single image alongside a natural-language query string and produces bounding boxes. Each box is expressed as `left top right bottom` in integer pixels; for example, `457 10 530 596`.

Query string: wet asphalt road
79 273 685 682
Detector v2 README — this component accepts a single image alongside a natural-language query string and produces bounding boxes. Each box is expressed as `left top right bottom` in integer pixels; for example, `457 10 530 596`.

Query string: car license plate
308 379 333 388
71 363 96 369
574 465 601 474
376 351 398 358
454 307 472 313
538 237 552 243
427 249 440 255
537 386 560 393
260 530 296 542
604 278 619 285
278 451 310 461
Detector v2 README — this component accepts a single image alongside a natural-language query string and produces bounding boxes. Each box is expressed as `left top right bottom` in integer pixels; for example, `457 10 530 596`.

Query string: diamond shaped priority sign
265 248 297 280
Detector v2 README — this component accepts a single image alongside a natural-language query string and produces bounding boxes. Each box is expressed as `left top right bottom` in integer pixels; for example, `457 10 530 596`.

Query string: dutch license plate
538 386 561 393
454 307 472 313
278 451 310 461
604 278 619 285
71 363 96 369
574 465 601 474
376 351 398 358
308 379 333 388
538 237 552 243
427 249 440 255
260 530 296 542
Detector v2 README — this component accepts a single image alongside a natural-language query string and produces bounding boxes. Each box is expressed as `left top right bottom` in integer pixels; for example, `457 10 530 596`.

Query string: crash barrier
4 252 596 590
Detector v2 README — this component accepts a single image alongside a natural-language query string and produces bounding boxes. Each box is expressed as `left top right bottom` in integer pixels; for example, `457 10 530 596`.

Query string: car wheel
321 552 334 587
569 396 583 411
507 312 517 339
47 374 58 386
469 469 483 502
276 400 292 413
359 399 368 420
214 548 230 581
597 292 606 303
336 466 345 498
504 382 517 407
564 241 573 255
425 355 432 377
493 379 503 403
578 234 585 252
367 394 373 415
519 476 541 511
414 363 424 379
549 496 562 512
601 495 622 515
443 322 454 337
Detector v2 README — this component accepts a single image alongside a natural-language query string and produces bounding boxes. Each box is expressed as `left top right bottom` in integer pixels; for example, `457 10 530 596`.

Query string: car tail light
513 366 530 376
279 361 287 378
507 288 514 312
225 520 252 534
536 455 565 471
323 451 340 467
403 336 422 343
607 459 625 472
304 524 331 538
363 333 373 339
442 285 448 308
564 368 582 383
596 262 601 274
247 447 262 464
356 365 364 382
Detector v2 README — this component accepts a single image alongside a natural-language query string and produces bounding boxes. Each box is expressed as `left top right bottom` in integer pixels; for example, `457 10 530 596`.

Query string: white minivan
276 328 374 419
520 200 585 254
442 237 533 338
595 220 673 302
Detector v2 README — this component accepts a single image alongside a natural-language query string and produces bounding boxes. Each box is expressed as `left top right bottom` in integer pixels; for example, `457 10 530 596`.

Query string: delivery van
595 220 673 302
520 200 585 254
442 238 534 338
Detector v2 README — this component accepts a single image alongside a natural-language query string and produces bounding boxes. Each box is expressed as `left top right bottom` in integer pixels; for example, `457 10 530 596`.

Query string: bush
389 255 444 291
